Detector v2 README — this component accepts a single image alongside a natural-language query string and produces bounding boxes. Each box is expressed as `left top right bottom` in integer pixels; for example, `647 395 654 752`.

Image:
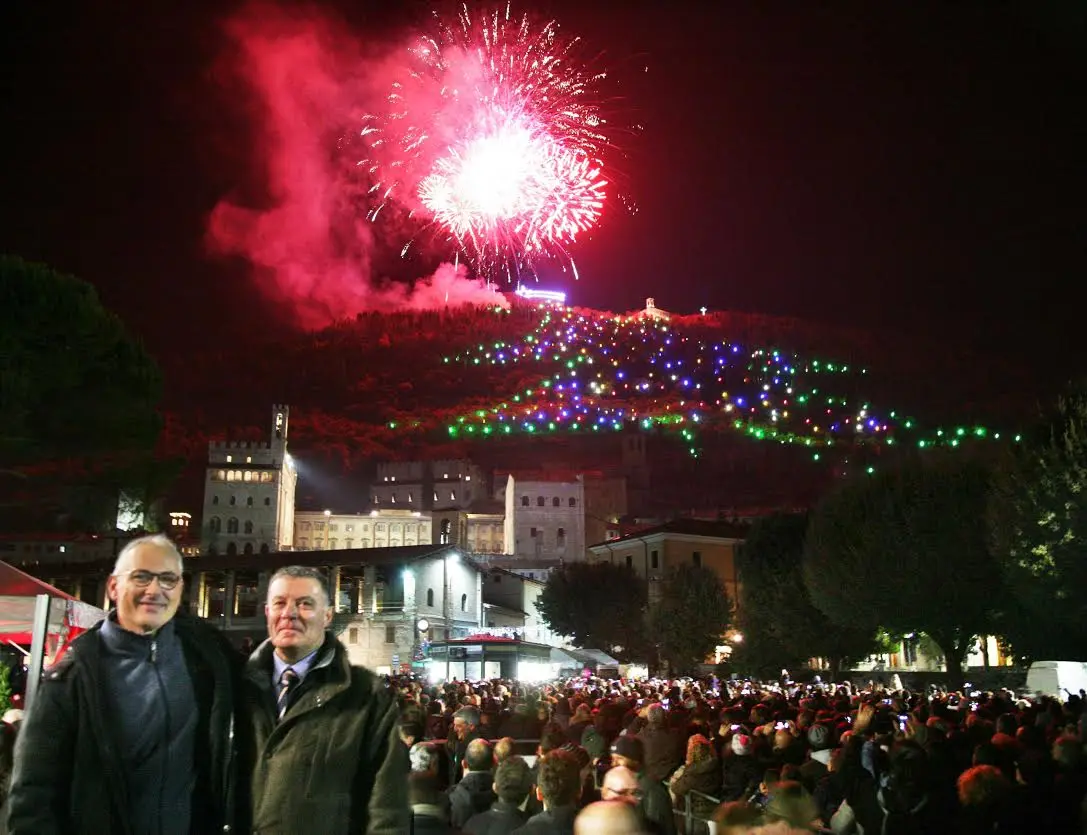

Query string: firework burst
362 4 612 278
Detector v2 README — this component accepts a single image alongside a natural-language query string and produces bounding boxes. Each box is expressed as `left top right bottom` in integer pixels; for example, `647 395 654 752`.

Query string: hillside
155 298 1038 513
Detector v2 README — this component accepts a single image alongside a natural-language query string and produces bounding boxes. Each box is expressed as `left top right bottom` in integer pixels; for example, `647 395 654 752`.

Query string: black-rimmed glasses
116 569 182 590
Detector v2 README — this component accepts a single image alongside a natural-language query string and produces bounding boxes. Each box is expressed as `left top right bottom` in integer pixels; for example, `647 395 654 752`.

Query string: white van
1025 661 1087 699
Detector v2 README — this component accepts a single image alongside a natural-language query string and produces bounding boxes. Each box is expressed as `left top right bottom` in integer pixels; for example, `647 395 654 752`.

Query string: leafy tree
990 384 1087 660
735 512 881 679
535 562 650 660
0 256 163 528
0 256 161 461
0 663 11 715
804 455 1003 685
650 563 733 674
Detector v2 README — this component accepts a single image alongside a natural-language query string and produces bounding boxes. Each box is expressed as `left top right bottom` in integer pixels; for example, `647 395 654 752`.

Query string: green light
956 427 965 436
866 466 874 474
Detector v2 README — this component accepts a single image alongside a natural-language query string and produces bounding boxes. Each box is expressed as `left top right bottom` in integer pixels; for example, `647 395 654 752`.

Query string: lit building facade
466 511 505 555
502 472 586 564
201 404 297 556
586 519 746 610
181 545 481 676
293 509 432 551
371 459 486 512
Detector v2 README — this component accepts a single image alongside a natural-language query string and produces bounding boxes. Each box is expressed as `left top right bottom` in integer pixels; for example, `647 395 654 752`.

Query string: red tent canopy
0 561 76 601
0 561 102 645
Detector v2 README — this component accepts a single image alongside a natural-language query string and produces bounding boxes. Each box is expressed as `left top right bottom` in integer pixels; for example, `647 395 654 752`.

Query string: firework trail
362 4 612 279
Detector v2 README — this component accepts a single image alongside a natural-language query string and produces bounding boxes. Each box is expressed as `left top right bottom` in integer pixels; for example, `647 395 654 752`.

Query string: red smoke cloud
206 4 506 327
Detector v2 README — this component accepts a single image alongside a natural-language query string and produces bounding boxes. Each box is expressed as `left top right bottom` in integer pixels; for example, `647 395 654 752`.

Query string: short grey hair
268 565 331 605
113 534 183 576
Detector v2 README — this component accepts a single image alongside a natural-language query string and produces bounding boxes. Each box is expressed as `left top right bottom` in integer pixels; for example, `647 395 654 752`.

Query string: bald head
464 737 494 772
575 800 644 835
600 765 641 806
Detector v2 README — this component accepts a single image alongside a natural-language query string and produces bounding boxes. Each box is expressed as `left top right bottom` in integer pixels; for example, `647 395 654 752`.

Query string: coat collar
246 631 350 723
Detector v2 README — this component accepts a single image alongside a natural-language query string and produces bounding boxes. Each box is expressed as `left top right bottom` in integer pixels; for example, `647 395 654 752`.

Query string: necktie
277 668 300 719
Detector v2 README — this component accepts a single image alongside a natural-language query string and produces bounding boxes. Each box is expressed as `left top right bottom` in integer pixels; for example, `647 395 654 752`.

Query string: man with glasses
5 534 242 835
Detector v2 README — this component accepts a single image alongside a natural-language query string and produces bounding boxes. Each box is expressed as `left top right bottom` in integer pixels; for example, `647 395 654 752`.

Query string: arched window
426 588 434 607
440 519 452 545
557 527 566 546
229 495 237 506
212 495 219 505
568 497 577 507
243 471 252 482
244 521 253 534
521 496 529 507
246 496 253 507
209 517 222 533
226 542 238 556
243 543 254 555
227 518 239 534
537 496 545 507
552 497 560 507
460 593 467 612
264 497 271 506
260 544 269 555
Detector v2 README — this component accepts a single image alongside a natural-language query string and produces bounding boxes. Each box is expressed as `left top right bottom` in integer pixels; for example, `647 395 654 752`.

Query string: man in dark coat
450 738 498 828
463 756 532 835
244 565 409 834
5 534 241 835
511 748 581 835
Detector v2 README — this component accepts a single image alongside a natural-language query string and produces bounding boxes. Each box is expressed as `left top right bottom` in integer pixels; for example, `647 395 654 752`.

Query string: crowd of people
394 674 1087 834
1 532 1086 834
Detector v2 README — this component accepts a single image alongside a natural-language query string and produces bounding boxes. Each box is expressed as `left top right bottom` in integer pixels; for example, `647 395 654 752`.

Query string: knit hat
581 726 607 760
611 734 645 764
731 733 752 756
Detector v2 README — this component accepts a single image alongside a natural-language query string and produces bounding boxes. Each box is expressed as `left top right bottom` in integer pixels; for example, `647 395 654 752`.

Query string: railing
674 788 832 835
468 738 832 834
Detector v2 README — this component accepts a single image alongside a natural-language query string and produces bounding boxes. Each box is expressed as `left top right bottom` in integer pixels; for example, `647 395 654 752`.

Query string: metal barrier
674 789 718 835
672 788 833 835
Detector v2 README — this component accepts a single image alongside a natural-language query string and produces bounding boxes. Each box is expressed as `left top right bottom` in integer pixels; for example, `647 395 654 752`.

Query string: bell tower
272 404 289 445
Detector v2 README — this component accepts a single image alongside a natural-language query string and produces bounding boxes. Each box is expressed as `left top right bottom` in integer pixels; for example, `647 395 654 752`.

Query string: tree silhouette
804 455 1003 685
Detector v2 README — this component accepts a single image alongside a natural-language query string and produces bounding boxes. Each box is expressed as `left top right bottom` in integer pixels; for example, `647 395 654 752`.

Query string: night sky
3 1 1084 398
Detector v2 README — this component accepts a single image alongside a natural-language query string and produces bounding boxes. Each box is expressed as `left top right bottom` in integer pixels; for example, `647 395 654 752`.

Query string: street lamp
444 550 459 682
